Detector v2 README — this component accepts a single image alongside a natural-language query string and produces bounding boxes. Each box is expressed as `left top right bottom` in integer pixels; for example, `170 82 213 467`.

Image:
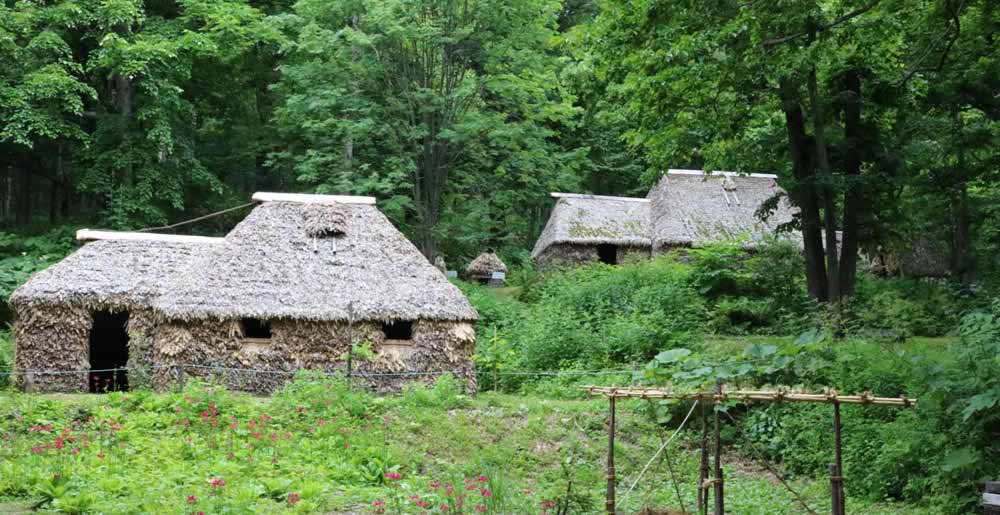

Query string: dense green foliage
459 245 995 512
0 374 938 515
1 0 997 295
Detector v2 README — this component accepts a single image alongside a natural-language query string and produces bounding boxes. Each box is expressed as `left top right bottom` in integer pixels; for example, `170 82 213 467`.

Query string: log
583 386 916 407
252 192 376 205
76 229 224 244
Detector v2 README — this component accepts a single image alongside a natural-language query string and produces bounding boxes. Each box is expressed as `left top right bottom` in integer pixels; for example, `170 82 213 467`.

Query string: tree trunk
806 63 841 302
16 164 32 226
950 109 975 283
838 69 864 297
779 78 828 301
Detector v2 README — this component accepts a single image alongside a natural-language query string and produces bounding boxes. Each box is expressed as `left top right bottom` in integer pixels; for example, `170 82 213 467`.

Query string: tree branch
762 1 881 48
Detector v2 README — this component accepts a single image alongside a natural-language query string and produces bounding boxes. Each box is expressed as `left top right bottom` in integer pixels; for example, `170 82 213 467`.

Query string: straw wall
13 304 159 392
534 243 651 269
152 319 477 394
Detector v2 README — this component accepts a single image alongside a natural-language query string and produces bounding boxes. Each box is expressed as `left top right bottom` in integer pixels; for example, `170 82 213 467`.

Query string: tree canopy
1 0 997 298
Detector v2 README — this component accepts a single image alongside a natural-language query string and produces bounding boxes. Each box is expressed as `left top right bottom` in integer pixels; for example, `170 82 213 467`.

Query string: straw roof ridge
10 239 215 308
531 194 651 258
154 201 478 322
466 252 507 275
649 171 797 250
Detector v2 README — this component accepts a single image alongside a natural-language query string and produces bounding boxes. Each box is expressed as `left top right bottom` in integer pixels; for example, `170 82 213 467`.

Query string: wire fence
0 364 640 379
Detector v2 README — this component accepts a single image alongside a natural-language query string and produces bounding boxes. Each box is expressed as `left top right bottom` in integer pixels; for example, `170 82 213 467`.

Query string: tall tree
272 0 584 259
589 0 993 301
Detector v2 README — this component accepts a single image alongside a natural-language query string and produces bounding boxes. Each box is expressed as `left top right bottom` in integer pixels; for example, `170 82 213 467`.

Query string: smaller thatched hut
648 169 796 253
466 252 507 286
531 193 651 269
9 231 222 392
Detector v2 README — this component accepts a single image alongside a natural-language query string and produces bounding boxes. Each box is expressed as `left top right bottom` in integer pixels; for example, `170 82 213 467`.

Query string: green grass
0 374 940 515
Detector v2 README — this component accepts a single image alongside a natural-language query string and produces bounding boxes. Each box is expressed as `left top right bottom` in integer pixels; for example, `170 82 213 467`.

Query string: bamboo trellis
584 385 917 515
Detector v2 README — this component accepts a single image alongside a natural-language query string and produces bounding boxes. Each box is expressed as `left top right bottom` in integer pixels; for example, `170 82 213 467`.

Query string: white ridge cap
76 229 224 244
550 192 650 203
252 192 377 205
667 169 779 179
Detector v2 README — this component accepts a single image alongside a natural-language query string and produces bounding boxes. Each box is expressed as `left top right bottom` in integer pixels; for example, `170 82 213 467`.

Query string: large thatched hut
10 193 479 394
648 169 796 253
465 252 507 286
531 193 651 269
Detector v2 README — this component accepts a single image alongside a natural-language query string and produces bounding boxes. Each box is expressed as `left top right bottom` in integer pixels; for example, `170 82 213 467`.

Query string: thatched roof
531 193 651 258
649 170 796 251
466 252 507 275
154 199 478 322
10 239 218 308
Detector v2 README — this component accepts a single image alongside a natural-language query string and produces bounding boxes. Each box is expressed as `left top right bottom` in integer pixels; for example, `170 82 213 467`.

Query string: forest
1 0 997 290
1 1 999 514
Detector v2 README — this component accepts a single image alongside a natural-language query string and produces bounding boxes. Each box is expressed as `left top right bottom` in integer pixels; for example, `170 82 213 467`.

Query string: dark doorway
89 310 129 392
597 244 618 265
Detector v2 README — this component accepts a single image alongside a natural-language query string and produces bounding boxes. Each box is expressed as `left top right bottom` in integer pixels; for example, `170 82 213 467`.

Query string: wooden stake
607 395 616 515
833 402 845 515
714 382 724 515
699 402 709 515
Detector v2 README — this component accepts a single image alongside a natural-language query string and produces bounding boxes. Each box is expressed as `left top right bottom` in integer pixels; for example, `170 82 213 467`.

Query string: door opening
597 244 618 265
89 310 130 392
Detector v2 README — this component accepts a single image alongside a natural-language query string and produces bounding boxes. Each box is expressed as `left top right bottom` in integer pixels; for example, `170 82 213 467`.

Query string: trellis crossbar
583 385 916 407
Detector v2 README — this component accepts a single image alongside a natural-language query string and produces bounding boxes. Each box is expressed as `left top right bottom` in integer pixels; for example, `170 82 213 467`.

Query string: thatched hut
465 252 508 286
9 232 221 392
10 193 479 394
648 169 797 253
531 193 651 269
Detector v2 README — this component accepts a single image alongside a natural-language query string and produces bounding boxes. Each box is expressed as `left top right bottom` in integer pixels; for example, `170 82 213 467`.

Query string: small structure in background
434 255 447 274
465 251 508 286
10 193 479 394
531 193 651 269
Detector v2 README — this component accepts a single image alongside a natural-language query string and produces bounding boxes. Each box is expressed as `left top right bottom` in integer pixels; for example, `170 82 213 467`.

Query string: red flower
209 477 226 488
187 495 197 504
287 492 301 505
480 488 492 498
476 504 487 513
54 437 64 450
477 475 488 483
384 472 402 480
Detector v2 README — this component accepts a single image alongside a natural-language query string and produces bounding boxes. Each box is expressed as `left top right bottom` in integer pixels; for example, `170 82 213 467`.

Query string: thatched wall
13 304 158 392
534 243 651 270
152 319 477 394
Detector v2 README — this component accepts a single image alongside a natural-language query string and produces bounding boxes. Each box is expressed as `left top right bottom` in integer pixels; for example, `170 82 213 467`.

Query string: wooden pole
714 382 724 515
832 402 845 515
583 386 916 407
699 402 709 515
346 302 354 380
607 395 616 515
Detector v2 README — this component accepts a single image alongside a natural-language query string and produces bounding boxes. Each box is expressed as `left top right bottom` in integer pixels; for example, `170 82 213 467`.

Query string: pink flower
54 437 64 450
477 475 488 483
384 472 402 480
287 492 301 505
187 495 197 504
480 488 492 498
476 504 487 513
430 481 441 489
209 477 226 488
